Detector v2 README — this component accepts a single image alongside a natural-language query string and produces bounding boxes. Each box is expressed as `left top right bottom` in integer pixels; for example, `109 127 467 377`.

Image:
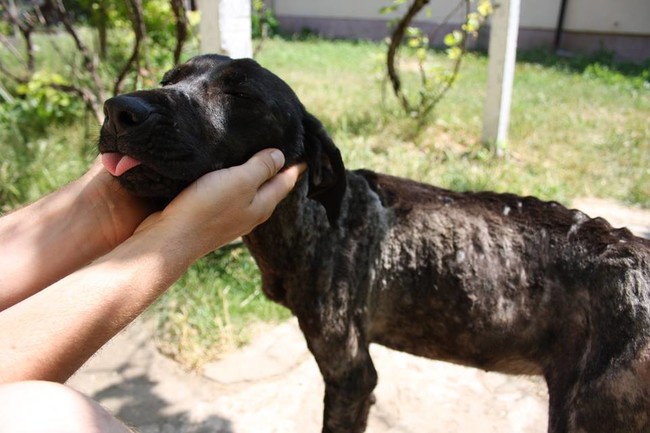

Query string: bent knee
0 381 133 433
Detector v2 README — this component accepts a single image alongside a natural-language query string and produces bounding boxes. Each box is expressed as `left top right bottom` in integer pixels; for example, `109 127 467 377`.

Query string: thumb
237 148 286 188
185 148 286 205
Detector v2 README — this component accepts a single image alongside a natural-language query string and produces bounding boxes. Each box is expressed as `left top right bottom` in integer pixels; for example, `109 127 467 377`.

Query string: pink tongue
101 153 142 176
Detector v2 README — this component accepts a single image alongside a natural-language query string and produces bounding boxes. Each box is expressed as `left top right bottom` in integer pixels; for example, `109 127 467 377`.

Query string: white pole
481 0 520 155
198 0 222 54
198 0 252 58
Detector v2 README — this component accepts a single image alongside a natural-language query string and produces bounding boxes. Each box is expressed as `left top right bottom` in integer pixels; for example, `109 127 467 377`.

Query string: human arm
0 159 153 311
0 149 303 383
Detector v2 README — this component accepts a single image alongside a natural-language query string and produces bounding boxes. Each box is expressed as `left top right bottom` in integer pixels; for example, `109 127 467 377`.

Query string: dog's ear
302 111 346 227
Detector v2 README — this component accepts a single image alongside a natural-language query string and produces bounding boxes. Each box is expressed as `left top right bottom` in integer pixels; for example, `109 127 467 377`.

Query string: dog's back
358 170 650 364
347 169 650 431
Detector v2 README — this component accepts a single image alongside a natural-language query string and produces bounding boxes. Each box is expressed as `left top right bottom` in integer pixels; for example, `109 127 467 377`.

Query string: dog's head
98 54 346 225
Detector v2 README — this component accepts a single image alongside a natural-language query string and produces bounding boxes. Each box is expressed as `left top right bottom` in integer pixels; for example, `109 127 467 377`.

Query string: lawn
1 36 648 368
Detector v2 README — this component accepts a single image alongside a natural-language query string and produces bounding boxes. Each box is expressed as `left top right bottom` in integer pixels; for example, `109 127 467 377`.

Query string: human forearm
0 150 303 384
0 179 98 310
0 224 194 384
0 161 151 311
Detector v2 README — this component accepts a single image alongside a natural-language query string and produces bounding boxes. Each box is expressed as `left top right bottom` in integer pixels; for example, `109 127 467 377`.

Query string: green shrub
252 0 279 39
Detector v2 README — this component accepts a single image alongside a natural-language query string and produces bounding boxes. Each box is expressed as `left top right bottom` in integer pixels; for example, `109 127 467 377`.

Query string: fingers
251 163 306 217
188 148 287 202
139 149 305 260
237 148 286 189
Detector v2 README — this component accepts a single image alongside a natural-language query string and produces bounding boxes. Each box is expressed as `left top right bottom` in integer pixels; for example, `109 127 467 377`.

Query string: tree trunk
97 2 108 60
114 0 146 95
171 0 188 65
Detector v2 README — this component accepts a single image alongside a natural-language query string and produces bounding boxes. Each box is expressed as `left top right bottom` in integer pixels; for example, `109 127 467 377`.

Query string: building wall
562 0 649 34
268 0 650 61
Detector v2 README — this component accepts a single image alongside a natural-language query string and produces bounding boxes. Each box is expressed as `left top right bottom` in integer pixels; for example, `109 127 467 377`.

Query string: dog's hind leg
545 318 650 433
548 367 650 433
297 317 378 433
571 359 650 433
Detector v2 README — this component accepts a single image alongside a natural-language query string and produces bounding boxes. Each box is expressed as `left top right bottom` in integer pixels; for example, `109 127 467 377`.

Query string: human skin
0 148 304 384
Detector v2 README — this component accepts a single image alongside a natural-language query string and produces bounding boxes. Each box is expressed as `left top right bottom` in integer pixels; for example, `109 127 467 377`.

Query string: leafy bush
11 72 86 131
252 0 279 39
0 121 92 211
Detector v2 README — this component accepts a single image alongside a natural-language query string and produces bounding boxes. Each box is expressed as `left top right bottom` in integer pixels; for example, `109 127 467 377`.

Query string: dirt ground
66 198 650 433
68 319 549 433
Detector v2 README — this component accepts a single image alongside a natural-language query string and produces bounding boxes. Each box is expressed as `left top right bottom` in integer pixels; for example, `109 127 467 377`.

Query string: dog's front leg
299 318 378 433
322 354 377 433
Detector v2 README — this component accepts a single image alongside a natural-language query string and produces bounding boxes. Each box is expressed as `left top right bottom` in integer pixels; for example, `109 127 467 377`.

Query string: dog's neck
242 175 343 304
244 175 338 256
242 171 393 306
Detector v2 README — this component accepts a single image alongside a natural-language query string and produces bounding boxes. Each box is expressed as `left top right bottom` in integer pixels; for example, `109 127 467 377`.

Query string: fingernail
270 149 285 169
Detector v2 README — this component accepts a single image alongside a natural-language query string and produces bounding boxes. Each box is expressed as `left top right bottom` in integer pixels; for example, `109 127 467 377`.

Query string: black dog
99 54 650 433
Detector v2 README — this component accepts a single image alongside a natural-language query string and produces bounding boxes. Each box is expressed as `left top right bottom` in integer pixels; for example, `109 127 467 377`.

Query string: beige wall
563 0 649 34
272 0 467 22
270 0 650 35
519 0 562 30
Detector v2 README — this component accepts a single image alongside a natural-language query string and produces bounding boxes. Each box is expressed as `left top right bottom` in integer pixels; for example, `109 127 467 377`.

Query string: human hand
79 157 155 250
135 148 305 260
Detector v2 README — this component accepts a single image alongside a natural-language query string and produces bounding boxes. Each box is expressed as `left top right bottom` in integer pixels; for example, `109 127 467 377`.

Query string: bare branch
427 0 465 46
386 0 430 114
50 0 91 68
0 33 26 66
114 0 146 95
0 0 37 74
171 0 188 65
384 0 485 121
46 0 105 120
0 57 27 83
420 0 471 118
51 83 104 122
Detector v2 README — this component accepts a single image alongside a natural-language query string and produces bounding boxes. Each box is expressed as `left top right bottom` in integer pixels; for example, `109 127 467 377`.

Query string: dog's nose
103 95 153 134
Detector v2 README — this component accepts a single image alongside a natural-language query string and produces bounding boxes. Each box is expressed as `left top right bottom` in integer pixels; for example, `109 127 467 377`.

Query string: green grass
1 36 648 368
0 120 99 212
153 246 291 368
254 39 649 206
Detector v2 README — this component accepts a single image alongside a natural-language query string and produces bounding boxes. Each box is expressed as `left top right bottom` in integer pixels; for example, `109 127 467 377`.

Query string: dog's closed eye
224 91 254 100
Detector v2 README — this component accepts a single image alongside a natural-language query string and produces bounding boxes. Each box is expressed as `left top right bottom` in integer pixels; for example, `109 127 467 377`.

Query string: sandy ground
67 198 650 433
68 319 549 433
